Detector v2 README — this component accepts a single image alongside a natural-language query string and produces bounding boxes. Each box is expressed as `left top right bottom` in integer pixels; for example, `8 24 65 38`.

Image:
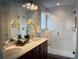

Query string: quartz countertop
3 38 47 59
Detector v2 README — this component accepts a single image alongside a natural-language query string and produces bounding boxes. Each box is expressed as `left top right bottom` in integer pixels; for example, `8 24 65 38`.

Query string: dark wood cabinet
18 51 32 59
40 41 47 59
18 41 47 59
32 46 40 59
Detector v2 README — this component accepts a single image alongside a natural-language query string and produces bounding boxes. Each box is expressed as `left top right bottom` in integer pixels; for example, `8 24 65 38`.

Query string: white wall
47 4 77 58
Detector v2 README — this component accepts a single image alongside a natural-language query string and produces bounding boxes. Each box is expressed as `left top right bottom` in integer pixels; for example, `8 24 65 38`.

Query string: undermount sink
3 47 22 59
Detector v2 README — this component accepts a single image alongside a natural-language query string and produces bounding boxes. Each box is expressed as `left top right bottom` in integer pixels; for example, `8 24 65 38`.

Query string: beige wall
0 0 10 42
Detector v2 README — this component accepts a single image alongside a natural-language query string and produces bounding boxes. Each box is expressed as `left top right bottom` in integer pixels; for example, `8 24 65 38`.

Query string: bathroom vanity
3 38 47 59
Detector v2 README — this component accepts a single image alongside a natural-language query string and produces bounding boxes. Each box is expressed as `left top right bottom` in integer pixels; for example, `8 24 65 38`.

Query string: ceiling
42 0 77 9
14 0 41 5
7 0 77 9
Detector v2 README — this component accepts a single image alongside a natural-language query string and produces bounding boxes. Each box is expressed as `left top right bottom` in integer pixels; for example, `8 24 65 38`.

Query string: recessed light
57 3 60 5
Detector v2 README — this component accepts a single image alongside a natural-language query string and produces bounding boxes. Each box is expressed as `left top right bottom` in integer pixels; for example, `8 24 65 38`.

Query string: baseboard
48 48 75 58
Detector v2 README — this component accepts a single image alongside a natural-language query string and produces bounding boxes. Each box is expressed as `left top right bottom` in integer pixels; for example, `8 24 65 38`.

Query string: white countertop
3 38 47 59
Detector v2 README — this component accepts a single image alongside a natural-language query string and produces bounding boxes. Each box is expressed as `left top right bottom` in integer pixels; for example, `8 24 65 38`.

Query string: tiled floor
47 53 74 59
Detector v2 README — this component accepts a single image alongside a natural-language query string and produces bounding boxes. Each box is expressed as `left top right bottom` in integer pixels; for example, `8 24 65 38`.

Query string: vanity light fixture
22 0 38 10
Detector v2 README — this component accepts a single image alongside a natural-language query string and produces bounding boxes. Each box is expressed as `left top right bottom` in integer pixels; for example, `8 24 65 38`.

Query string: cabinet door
40 46 47 59
40 41 47 59
32 46 40 59
18 51 32 59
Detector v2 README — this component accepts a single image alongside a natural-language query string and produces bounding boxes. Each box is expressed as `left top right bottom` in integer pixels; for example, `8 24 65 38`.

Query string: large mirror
1 0 40 45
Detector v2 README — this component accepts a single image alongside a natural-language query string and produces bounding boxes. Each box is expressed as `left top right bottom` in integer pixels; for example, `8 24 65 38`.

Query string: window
47 16 56 31
41 11 46 29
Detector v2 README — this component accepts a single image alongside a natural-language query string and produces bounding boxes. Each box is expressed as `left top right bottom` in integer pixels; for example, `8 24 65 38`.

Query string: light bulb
31 4 35 8
34 5 38 10
26 3 31 7
30 4 35 10
27 6 30 9
22 4 26 7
